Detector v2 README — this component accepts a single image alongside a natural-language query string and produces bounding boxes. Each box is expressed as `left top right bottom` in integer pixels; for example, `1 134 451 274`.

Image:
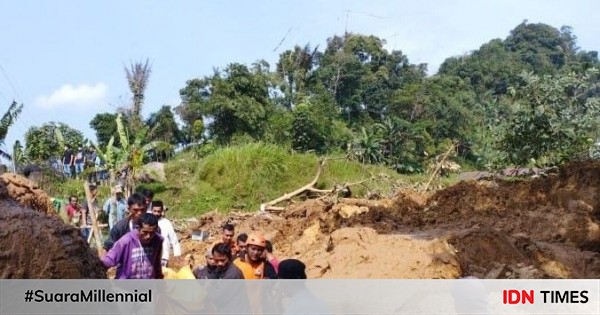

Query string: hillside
153 143 408 217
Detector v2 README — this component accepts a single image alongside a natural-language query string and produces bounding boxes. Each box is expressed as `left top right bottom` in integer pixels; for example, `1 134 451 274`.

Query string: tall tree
275 44 320 108
178 62 273 144
498 68 600 166
89 112 127 148
146 105 181 145
125 59 152 133
24 122 84 161
0 101 23 160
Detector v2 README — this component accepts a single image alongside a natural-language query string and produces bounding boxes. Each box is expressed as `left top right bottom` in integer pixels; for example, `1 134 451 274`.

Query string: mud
0 173 106 279
179 161 600 279
0 173 55 215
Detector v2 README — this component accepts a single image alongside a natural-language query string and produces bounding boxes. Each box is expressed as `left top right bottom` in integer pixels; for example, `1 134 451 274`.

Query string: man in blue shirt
103 185 128 230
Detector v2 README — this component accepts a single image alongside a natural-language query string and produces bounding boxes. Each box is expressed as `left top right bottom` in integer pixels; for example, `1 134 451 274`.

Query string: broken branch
260 159 326 212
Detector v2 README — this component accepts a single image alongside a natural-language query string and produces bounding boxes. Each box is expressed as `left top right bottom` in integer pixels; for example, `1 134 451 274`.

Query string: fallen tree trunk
260 159 326 212
260 159 376 212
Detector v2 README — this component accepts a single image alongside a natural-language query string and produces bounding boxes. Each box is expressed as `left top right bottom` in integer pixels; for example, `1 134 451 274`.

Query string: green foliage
158 143 401 217
178 62 273 144
291 102 328 153
0 101 23 160
90 113 127 148
25 122 84 161
193 141 218 158
497 68 600 166
146 105 182 145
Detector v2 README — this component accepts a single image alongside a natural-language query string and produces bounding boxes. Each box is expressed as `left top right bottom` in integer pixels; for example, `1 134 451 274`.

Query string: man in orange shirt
233 233 277 279
213 224 238 257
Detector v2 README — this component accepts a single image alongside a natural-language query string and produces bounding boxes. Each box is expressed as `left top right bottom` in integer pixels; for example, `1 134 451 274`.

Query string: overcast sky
1 0 599 156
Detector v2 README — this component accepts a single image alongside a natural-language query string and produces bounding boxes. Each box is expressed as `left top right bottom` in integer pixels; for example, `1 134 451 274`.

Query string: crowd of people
68 184 308 280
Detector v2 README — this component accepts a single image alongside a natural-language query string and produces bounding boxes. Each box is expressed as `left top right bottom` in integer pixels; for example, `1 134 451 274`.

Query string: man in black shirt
103 193 147 251
62 146 74 178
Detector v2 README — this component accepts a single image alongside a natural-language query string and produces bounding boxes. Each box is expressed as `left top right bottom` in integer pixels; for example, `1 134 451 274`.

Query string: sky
1 0 599 158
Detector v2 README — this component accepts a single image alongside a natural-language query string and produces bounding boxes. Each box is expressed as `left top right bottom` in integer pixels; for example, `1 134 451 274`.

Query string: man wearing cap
233 233 277 279
103 185 127 231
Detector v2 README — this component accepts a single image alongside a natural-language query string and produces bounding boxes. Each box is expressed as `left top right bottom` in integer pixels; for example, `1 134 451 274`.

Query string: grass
157 143 404 218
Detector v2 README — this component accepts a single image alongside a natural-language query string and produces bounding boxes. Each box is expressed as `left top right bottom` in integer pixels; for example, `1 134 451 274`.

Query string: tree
125 59 152 133
146 105 181 145
275 44 320 108
316 33 426 124
94 113 172 194
24 122 84 161
178 62 273 144
498 68 600 166
0 101 23 160
291 103 327 153
11 140 27 171
90 112 127 148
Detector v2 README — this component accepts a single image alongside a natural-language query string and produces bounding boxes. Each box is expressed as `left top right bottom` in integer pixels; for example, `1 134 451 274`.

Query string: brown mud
180 161 600 279
0 173 106 279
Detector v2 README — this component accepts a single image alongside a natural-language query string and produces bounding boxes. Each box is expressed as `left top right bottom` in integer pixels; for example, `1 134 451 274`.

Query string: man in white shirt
151 200 182 267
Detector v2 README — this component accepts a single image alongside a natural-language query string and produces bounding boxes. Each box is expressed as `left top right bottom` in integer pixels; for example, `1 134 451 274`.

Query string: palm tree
0 101 23 160
125 59 152 133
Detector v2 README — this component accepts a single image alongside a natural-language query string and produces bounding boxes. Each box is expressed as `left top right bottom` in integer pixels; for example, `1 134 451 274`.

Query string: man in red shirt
65 195 81 225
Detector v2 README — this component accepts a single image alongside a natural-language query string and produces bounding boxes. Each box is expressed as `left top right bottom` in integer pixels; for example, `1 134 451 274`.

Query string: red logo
503 290 535 304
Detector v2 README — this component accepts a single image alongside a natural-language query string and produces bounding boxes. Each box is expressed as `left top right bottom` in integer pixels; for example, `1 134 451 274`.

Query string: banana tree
0 101 23 161
94 113 171 195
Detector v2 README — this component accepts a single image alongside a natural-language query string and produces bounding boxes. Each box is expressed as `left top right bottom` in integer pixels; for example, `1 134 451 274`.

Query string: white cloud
35 83 108 109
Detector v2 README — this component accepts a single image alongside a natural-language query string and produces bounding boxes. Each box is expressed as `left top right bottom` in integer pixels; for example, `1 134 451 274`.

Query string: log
423 143 456 191
260 159 326 212
83 182 103 256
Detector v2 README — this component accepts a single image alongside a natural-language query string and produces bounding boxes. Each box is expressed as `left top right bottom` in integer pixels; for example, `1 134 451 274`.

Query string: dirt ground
0 173 106 279
178 161 600 279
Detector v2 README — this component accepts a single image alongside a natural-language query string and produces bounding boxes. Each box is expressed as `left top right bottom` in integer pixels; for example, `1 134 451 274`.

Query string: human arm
102 199 111 214
104 222 123 250
166 221 181 257
101 238 124 268
154 243 164 279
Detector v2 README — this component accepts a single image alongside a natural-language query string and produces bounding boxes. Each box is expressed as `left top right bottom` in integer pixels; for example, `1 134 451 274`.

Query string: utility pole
344 10 351 35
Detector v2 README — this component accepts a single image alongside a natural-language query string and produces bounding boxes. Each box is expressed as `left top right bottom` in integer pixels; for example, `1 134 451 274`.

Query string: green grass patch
158 143 403 218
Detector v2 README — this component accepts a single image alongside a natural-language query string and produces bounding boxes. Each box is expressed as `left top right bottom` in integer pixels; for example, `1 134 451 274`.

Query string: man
73 147 86 179
233 233 277 279
62 146 74 178
142 189 154 213
236 233 248 259
103 185 127 231
101 213 164 279
211 243 244 279
151 200 181 267
219 224 238 255
193 247 217 279
264 240 280 273
103 193 147 251
65 195 81 226
80 184 100 241
86 146 98 182
277 259 330 314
